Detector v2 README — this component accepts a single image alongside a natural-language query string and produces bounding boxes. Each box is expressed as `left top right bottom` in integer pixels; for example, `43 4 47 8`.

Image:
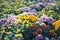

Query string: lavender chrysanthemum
7 15 17 24
38 15 54 24
0 16 17 27
0 18 7 24
36 34 44 40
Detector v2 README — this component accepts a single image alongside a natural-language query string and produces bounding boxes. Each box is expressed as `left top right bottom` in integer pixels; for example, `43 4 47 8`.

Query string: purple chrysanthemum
36 34 44 40
38 15 54 24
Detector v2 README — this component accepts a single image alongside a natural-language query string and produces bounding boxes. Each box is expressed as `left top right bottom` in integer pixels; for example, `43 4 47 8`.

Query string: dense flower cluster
19 2 56 13
37 15 54 24
0 0 60 40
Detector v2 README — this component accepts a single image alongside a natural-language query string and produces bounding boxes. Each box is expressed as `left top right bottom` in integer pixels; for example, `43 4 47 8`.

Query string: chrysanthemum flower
53 20 60 30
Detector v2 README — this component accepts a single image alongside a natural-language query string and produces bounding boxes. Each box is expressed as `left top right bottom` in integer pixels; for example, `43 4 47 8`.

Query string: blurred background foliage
0 0 35 18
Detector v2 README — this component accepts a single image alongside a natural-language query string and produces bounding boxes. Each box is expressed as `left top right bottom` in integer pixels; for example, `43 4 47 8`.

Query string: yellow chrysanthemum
16 14 28 20
16 15 21 19
28 15 37 22
16 14 37 23
15 33 23 37
53 20 60 30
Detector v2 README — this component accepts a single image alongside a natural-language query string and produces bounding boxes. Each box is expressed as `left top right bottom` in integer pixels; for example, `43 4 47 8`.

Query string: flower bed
0 0 60 40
